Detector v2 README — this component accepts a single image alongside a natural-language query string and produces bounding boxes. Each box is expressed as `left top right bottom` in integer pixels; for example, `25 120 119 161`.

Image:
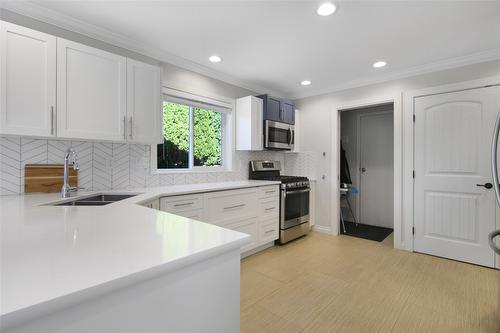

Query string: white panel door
414 86 500 267
359 112 394 228
57 38 126 141
0 22 56 136
126 59 162 144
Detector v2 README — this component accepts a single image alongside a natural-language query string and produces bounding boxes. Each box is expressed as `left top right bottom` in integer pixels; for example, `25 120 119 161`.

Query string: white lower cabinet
260 216 279 243
160 193 204 213
143 198 160 210
204 188 258 225
175 209 204 220
223 216 260 253
158 185 279 254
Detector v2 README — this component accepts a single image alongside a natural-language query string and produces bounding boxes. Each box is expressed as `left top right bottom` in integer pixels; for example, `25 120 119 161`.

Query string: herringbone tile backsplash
0 136 292 195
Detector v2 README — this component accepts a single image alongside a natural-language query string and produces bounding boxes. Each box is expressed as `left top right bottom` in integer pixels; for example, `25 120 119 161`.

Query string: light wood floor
240 232 500 332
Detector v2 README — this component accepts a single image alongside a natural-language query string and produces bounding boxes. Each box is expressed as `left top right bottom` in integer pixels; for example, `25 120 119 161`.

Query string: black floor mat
340 221 393 242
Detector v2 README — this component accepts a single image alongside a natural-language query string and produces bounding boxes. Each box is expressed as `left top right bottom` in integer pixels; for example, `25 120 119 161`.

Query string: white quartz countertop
0 180 280 320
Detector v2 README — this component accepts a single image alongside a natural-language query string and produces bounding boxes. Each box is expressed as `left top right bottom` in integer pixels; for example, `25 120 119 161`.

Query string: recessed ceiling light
209 55 222 63
317 2 337 16
373 61 387 68
301 80 312 86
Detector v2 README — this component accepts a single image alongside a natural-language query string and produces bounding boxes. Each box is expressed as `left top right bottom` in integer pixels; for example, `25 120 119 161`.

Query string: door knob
476 183 493 189
361 167 366 173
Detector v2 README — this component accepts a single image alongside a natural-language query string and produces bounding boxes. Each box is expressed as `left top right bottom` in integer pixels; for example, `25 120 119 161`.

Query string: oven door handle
287 128 292 145
285 188 311 195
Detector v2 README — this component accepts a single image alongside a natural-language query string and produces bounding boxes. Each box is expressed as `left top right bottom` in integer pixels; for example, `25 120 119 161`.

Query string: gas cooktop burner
248 161 309 184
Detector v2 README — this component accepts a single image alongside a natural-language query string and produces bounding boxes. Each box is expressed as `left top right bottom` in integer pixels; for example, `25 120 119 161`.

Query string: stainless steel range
249 160 310 244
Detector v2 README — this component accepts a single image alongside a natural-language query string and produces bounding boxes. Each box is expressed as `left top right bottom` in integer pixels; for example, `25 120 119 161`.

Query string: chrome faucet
61 148 79 198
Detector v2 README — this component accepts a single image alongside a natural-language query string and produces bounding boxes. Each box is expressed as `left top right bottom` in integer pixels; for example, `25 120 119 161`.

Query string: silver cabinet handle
174 202 194 207
129 117 133 139
223 204 245 210
488 230 500 255
50 106 55 135
492 110 500 206
265 229 276 234
123 116 127 140
265 190 276 194
265 207 276 211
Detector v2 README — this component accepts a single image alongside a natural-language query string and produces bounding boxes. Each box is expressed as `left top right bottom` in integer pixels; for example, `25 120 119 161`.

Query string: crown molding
290 48 500 100
2 2 499 101
0 1 285 97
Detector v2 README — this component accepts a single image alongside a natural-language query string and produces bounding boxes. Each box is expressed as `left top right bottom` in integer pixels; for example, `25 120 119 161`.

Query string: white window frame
151 87 234 174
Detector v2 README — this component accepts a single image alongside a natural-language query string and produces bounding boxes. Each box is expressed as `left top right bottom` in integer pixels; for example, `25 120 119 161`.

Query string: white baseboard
312 225 333 234
240 241 275 259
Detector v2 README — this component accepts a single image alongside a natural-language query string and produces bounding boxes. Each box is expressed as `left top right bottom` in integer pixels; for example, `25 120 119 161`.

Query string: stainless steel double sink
56 194 137 206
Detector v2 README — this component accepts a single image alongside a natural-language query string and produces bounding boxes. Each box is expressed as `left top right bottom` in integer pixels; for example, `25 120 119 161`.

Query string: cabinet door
0 22 56 136
204 188 258 225
236 96 263 151
225 216 259 253
281 100 295 125
261 95 282 122
127 59 162 144
57 38 126 141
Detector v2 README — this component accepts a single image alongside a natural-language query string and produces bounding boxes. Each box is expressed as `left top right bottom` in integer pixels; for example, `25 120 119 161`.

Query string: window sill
153 167 230 174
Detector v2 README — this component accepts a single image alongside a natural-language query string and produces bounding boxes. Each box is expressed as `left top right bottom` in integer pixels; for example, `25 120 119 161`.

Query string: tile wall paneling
0 136 306 195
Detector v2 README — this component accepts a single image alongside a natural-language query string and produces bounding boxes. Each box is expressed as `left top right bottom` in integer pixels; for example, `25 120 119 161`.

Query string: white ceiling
9 1 500 98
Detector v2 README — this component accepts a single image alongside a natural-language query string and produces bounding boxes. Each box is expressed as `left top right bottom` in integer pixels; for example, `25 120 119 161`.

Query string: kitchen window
152 89 233 173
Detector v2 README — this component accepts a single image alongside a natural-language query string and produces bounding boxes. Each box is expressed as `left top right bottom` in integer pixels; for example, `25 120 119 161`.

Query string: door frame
356 109 394 227
404 75 500 262
333 94 403 249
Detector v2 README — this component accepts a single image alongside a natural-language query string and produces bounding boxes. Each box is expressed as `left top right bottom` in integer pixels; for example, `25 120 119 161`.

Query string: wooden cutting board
24 164 78 193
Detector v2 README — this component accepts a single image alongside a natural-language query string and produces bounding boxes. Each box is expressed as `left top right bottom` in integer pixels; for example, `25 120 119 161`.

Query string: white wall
295 59 500 233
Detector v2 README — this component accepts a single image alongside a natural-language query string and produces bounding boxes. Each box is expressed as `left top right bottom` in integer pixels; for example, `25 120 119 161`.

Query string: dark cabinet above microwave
257 95 295 125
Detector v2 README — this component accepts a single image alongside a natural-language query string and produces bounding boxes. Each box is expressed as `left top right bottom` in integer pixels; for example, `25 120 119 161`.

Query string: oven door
265 120 294 150
281 187 310 229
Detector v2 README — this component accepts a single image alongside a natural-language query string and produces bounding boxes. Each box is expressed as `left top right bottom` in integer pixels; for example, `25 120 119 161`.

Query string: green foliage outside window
157 101 222 169
193 108 222 166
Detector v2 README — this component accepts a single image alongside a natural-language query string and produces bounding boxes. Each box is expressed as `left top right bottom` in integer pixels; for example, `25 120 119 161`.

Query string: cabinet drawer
260 218 279 242
260 197 279 217
225 216 258 252
205 188 257 223
173 209 204 221
143 199 159 210
259 186 280 199
160 194 203 213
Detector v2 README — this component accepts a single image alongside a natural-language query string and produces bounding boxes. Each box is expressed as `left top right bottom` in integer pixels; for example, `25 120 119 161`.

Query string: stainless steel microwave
264 120 295 150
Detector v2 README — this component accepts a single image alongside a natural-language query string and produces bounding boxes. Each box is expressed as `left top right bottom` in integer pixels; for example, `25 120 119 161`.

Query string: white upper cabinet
126 59 162 144
57 38 127 141
0 22 162 142
0 22 56 136
236 96 263 150
288 109 300 153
